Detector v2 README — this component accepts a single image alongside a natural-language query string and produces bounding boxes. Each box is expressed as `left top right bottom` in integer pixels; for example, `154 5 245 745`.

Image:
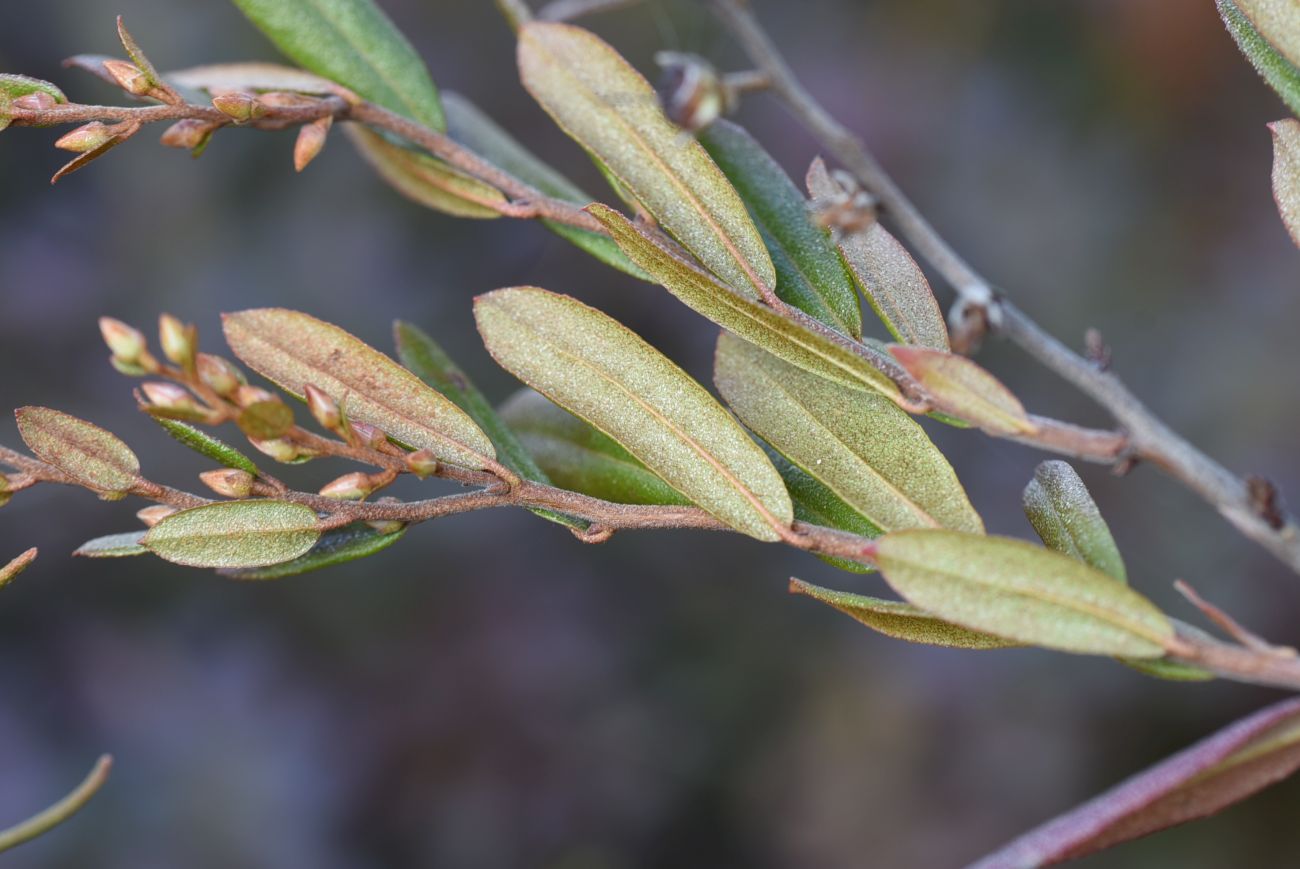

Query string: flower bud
349 421 386 450
160 119 216 152
199 468 254 498
103 59 152 96
304 383 341 432
196 353 244 397
319 471 373 501
55 121 115 153
136 504 176 527
12 92 57 111
406 449 438 478
293 116 332 172
366 518 405 535
99 316 145 360
141 381 200 413
248 437 302 463
212 91 266 124
234 385 278 408
158 313 197 370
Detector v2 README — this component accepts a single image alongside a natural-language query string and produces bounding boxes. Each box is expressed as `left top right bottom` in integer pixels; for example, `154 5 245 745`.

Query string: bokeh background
2 1 1298 866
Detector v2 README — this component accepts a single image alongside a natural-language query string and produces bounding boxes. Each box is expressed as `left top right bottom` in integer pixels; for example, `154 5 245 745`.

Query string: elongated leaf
1023 460 1126 583
517 22 774 296
790 578 1016 649
15 407 139 496
1232 0 1300 68
699 121 862 337
153 418 260 476
588 203 901 400
889 345 1036 435
716 333 983 536
222 309 495 470
967 698 1300 868
872 530 1175 658
347 126 506 219
475 287 792 540
1270 119 1300 248
167 62 347 96
394 322 584 530
73 531 148 558
442 92 644 278
1218 0 1300 115
765 446 877 574
1122 655 1216 683
143 500 320 568
806 157 948 348
0 548 37 587
221 521 404 579
498 388 690 506
230 0 444 129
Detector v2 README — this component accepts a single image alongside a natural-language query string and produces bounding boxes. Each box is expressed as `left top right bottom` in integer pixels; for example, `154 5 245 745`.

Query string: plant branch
709 0 1300 576
0 755 112 854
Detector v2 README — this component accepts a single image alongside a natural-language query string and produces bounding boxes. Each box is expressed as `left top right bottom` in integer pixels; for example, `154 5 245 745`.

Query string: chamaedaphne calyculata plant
1 0 1299 862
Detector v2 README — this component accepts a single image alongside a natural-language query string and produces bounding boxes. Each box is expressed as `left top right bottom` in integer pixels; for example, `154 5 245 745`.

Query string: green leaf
229 0 444 130
1230 0 1300 68
789 578 1017 649
442 92 645 278
0 548 37 588
1023 460 1127 583
872 530 1176 658
393 321 584 530
498 388 690 506
969 698 1300 867
763 446 877 573
222 309 495 470
167 62 348 96
143 500 320 568
1218 0 1300 115
73 532 148 558
699 121 862 338
474 287 792 541
15 407 140 496
889 345 1036 435
1122 656 1216 683
716 333 983 535
517 22 774 296
153 418 260 476
588 203 902 401
347 125 507 219
220 521 404 579
809 162 948 349
1270 119 1300 248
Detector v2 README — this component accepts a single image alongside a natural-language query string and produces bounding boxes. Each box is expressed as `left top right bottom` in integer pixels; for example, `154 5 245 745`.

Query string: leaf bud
293 115 332 172
55 121 115 153
366 518 404 535
234 385 278 408
348 421 387 450
141 381 201 414
196 353 245 397
99 317 160 372
199 468 255 499
319 471 374 501
12 92 57 111
136 504 177 527
248 437 302 463
304 383 341 432
102 59 151 96
158 313 197 370
406 449 438 478
212 91 267 124
160 119 216 152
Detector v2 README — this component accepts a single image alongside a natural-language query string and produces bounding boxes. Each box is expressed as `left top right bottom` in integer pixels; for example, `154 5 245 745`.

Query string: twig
538 0 645 21
0 755 112 854
708 0 1300 576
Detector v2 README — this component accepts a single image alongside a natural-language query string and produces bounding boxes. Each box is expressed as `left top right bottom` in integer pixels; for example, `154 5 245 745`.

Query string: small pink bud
211 91 266 124
55 121 114 153
349 421 386 450
158 313 197 369
160 119 216 151
199 468 254 498
319 472 373 501
304 384 341 432
196 353 244 396
406 449 438 478
141 381 198 411
293 116 332 172
12 92 57 111
99 317 146 362
136 505 176 527
102 59 152 96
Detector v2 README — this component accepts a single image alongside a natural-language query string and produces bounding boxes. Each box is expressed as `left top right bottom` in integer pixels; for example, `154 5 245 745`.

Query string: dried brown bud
248 437 302 463
196 353 244 397
304 383 342 432
136 505 177 527
160 119 216 151
211 91 267 124
655 51 726 132
319 472 373 501
199 468 255 499
293 115 332 172
55 122 115 153
12 92 57 111
234 385 278 408
158 313 197 370
102 59 151 96
406 449 438 478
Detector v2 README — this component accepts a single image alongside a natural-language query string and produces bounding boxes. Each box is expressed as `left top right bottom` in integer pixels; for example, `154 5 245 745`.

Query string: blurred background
1 1 1298 866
